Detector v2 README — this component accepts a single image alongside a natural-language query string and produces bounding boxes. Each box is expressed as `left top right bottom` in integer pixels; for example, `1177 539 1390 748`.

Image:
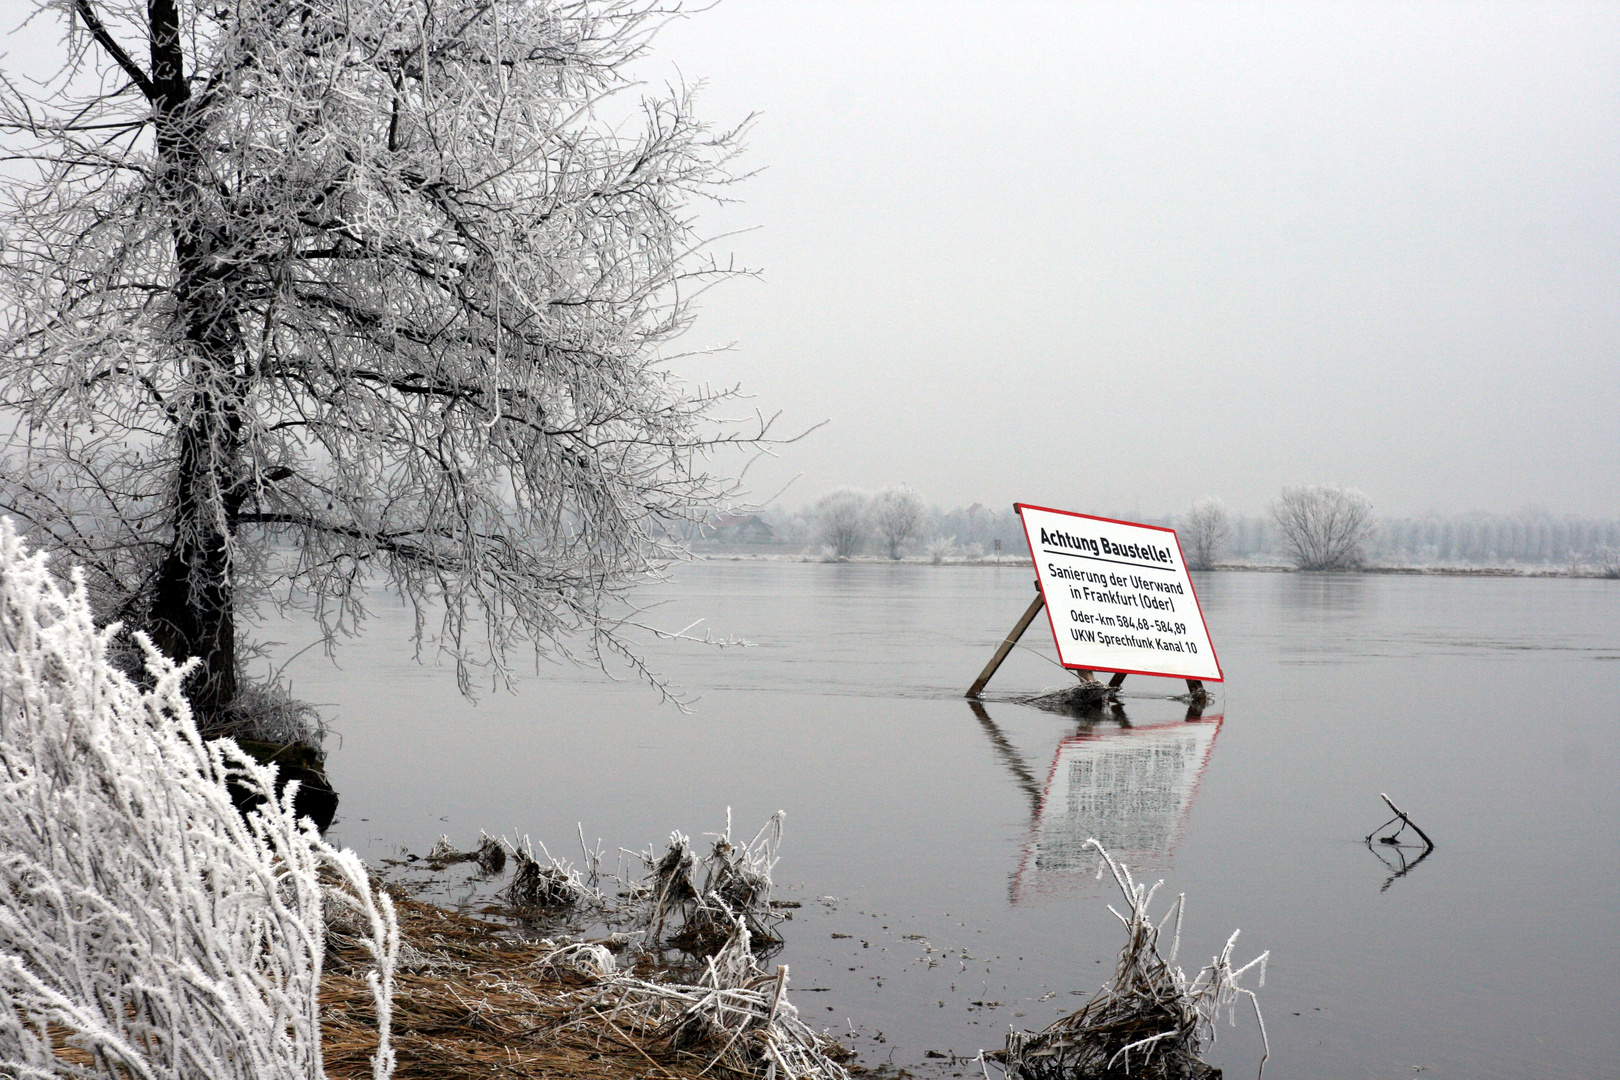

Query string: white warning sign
1016 503 1223 682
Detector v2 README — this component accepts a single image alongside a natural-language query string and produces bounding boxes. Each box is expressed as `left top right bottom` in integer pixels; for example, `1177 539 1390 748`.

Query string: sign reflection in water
972 702 1222 903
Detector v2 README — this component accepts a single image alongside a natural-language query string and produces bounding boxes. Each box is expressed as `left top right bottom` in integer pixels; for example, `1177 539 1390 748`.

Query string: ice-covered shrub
503 841 602 913
0 521 397 1080
209 669 328 746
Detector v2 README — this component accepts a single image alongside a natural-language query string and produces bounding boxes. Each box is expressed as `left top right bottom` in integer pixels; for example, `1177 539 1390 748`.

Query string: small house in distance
707 513 777 544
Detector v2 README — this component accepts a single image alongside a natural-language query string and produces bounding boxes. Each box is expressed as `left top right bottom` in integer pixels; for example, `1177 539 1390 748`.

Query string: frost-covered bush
869 486 927 560
812 490 870 558
1270 485 1375 570
642 812 786 954
0 521 396 1080
1180 498 1231 571
999 840 1267 1080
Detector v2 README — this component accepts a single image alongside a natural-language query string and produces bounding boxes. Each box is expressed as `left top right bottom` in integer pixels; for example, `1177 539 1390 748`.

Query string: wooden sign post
966 583 1047 699
966 504 1223 699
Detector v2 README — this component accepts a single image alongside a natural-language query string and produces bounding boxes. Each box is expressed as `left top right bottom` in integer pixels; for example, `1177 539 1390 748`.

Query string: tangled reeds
318 810 832 1080
642 811 787 954
996 840 1268 1080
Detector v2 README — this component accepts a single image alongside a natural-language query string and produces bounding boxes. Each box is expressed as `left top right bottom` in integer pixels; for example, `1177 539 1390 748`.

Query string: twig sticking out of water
1364 793 1436 891
995 839 1269 1080
1364 793 1435 851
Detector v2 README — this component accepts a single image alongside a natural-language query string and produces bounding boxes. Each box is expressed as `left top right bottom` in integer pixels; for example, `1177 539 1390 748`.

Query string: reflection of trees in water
971 701 1221 902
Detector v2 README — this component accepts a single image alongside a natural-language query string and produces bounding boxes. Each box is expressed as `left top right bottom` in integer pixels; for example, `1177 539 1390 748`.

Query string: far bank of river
689 550 1613 578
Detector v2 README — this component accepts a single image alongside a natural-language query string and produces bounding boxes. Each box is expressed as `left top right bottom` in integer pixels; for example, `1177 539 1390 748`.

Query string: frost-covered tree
1179 497 1230 571
869 485 926 560
0 521 396 1080
0 0 754 722
812 489 868 559
1270 485 1375 570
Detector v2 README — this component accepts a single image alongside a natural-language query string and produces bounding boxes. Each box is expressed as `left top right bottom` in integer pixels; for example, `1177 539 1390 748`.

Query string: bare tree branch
71 0 157 100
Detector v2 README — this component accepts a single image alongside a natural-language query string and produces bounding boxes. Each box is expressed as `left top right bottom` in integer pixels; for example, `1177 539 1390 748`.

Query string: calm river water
265 562 1619 1080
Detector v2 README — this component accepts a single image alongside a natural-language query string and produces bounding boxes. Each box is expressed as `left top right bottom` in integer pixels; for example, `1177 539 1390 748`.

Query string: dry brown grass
322 891 852 1080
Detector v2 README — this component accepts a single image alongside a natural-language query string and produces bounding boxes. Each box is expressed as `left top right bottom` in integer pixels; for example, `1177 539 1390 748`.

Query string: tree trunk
142 0 247 727
147 418 240 724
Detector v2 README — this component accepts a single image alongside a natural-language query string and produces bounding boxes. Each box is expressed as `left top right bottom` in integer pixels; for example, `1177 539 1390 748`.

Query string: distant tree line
1217 499 1620 570
691 489 1031 561
688 487 1620 573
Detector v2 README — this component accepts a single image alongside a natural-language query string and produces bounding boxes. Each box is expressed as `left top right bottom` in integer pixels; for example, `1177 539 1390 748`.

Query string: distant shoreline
686 551 1616 579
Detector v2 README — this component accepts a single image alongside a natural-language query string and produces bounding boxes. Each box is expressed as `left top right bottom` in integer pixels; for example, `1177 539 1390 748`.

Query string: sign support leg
966 590 1045 699
1075 670 1128 686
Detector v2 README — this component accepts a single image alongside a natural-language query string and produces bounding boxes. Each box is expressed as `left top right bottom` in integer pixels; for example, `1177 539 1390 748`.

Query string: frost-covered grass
0 521 396 1080
639 811 787 955
997 840 1268 1080
553 914 849 1080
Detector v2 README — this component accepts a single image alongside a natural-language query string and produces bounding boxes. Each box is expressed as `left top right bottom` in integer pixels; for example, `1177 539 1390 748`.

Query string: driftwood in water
1365 793 1434 850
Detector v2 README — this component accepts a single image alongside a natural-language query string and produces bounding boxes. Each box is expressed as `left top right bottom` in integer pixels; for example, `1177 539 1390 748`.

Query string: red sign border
1015 502 1225 683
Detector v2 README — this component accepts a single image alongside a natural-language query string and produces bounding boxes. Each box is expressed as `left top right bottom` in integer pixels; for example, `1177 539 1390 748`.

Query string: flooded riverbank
263 564 1620 1079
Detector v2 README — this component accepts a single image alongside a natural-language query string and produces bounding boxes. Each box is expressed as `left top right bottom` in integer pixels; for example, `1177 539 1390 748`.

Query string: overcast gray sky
640 1 1620 517
4 2 1615 518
